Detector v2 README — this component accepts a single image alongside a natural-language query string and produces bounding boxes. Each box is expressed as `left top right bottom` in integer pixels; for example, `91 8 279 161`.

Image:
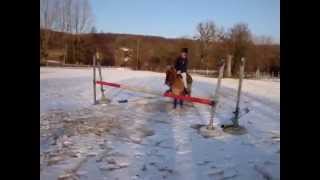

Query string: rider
175 48 189 94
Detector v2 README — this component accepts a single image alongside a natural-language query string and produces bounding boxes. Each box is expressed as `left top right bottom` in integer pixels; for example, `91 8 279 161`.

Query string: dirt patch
254 164 273 180
222 125 248 135
191 124 223 138
63 116 121 136
136 126 155 137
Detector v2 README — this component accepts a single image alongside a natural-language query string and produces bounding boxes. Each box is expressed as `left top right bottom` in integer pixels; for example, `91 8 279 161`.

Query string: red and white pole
96 81 215 106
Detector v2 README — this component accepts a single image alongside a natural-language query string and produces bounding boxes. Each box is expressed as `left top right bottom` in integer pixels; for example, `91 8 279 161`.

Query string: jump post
207 59 225 130
234 57 246 127
96 51 111 104
92 54 97 104
92 53 250 136
91 53 216 106
221 57 248 135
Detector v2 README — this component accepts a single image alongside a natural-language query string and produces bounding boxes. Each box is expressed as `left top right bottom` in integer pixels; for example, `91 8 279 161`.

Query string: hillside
41 29 280 74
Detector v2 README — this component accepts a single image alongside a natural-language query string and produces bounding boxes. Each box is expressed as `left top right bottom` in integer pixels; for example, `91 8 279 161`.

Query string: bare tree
214 26 232 65
71 0 94 34
42 0 94 64
51 0 72 32
253 35 274 45
64 0 73 33
72 0 94 63
40 0 59 29
41 0 94 35
91 26 98 34
40 0 60 61
252 35 274 76
228 23 252 75
195 21 217 69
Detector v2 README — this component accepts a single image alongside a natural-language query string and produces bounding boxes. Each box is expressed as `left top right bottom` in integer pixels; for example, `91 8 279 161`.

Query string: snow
40 67 280 180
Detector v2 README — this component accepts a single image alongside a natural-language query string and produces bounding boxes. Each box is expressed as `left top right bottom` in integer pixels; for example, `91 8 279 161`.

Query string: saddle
165 68 192 96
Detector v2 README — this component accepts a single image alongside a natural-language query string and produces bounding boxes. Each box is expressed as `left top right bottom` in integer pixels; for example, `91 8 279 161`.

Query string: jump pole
96 81 215 106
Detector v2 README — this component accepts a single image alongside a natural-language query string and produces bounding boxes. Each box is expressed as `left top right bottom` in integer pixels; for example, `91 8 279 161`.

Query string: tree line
40 0 280 77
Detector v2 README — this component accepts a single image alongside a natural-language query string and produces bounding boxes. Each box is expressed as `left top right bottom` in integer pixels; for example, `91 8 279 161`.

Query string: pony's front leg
165 85 172 94
179 100 183 107
173 99 178 109
187 84 192 96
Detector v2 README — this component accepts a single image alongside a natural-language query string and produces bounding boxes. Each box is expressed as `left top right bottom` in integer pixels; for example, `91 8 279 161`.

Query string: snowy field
40 67 280 180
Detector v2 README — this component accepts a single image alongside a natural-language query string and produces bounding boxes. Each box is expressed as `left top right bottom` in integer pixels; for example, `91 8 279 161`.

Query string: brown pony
165 67 193 108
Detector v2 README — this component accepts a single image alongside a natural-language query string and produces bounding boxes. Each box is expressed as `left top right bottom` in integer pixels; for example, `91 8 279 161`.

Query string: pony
165 66 193 108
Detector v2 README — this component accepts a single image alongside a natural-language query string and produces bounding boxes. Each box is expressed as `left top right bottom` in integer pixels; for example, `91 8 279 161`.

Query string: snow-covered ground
40 67 280 180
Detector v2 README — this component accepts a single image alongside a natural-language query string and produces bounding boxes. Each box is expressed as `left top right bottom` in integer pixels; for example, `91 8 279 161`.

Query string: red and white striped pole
96 81 215 106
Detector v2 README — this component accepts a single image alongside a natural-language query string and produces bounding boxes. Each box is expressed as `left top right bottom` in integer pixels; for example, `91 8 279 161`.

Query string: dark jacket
174 57 188 73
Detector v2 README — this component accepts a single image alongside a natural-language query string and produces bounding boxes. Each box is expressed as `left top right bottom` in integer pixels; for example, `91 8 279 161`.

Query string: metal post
93 55 97 104
208 59 225 129
233 57 246 127
97 62 105 94
97 60 108 102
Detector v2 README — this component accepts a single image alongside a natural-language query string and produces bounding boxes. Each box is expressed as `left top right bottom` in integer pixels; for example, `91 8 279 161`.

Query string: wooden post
214 59 225 98
208 59 225 129
226 55 232 77
233 57 246 127
63 44 67 65
256 67 260 79
93 55 97 104
136 39 140 70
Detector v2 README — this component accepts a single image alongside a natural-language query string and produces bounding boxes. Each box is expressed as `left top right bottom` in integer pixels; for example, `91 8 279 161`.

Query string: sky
91 0 280 43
